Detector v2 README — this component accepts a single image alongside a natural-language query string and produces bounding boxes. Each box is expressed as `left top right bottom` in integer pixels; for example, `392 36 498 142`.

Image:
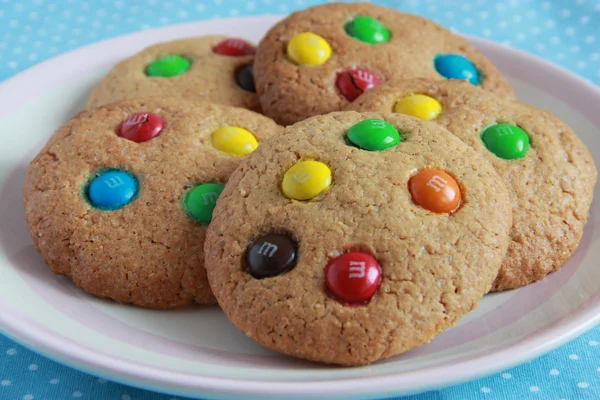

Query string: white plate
1 15 600 400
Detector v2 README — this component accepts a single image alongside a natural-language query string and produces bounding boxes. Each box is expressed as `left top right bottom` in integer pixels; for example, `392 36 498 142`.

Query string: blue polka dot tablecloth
1 0 599 399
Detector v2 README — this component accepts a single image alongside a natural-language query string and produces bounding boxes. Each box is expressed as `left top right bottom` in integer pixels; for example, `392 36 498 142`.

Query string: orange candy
409 169 461 213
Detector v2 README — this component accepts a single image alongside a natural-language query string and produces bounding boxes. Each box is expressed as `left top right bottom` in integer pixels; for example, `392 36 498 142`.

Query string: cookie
87 36 260 111
345 78 597 291
253 2 514 126
23 100 282 308
204 111 512 365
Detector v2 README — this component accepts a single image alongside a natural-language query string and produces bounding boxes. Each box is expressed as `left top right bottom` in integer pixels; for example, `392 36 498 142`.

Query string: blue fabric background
1 1 599 399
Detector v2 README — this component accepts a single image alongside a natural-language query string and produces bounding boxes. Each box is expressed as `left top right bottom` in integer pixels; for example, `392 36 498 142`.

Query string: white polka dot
427 4 437 12
445 11 455 19
230 9 239 16
28 364 38 371
585 36 596 44
527 9 536 17
1 380 11 386
8 19 19 28
581 16 590 24
512 15 522 22
569 353 580 360
49 378 59 384
578 382 589 388
62 10 72 18
178 10 187 18
566 27 576 36
560 9 571 17
550 368 560 376
481 386 491 393
196 4 205 11
47 3 56 11
531 26 541 35
497 20 508 29
578 61 588 69
121 395 131 400
482 28 492 37
550 36 561 44
464 18 473 26
536 43 545 50
33 0 43 4
96 9 107 17
213 0 223 4
479 11 489 19
495 3 504 11
29 11 39 20
592 53 600 61
517 33 527 41
76 16 86 23
57 23 66 30
596 3 600 11
278 4 288 12
246 1 255 10
557 53 565 60
546 19 556 28
159 17 170 24
571 45 580 53
24 395 34 400
502 39 512 46
530 386 540 392
97 378 107 384
73 392 83 398
501 373 512 379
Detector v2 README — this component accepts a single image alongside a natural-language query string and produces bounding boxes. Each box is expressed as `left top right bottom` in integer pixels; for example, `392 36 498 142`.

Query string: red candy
118 113 164 143
336 69 381 102
212 38 256 57
325 252 382 304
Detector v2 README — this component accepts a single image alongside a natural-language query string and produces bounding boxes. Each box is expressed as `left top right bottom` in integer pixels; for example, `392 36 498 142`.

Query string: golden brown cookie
88 36 259 111
253 2 514 126
204 111 512 365
23 100 282 308
345 78 597 291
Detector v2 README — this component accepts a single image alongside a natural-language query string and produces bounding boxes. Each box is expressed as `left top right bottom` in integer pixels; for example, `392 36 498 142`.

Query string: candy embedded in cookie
345 78 598 291
204 111 512 366
87 36 261 111
253 2 514 125
23 100 282 309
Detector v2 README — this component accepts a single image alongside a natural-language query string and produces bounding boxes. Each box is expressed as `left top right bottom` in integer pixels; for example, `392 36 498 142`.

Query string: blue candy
87 170 138 210
434 54 480 85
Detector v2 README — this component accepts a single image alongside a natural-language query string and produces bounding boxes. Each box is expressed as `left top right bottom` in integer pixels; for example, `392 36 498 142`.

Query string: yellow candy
211 126 258 156
287 32 332 66
282 160 332 201
394 94 442 121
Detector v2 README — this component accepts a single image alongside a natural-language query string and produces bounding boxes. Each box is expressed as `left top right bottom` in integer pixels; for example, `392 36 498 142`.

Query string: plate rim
1 15 600 400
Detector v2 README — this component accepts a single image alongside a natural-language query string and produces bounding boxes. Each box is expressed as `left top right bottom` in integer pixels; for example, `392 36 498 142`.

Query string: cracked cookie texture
204 111 512 366
87 36 260 111
253 2 514 126
345 79 598 291
23 100 282 308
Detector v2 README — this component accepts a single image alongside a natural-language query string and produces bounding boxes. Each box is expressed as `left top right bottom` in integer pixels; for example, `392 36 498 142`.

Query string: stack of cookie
23 2 597 366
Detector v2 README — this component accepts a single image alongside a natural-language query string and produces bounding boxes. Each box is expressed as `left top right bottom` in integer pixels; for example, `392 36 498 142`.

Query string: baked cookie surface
23 100 282 308
88 36 259 111
346 78 597 290
204 111 512 365
253 2 514 125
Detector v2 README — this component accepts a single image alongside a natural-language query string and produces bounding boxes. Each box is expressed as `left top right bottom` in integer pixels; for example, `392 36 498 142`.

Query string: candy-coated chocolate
211 126 259 156
282 160 332 201
434 54 480 85
183 183 224 224
118 112 164 143
245 233 298 279
145 55 191 77
325 252 382 304
212 38 256 56
235 64 256 92
344 16 391 44
481 124 530 160
394 94 442 120
287 32 332 66
346 118 401 151
87 170 138 210
336 69 381 102
409 169 461 213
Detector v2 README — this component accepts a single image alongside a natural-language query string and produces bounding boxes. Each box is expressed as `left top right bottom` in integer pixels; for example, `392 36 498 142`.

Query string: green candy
183 183 224 224
344 16 391 44
481 124 530 160
146 55 191 77
347 118 401 151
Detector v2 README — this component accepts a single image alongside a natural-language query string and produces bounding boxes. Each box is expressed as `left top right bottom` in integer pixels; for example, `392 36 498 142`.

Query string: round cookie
253 2 514 126
23 100 282 308
88 36 260 111
345 78 597 291
204 111 513 365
